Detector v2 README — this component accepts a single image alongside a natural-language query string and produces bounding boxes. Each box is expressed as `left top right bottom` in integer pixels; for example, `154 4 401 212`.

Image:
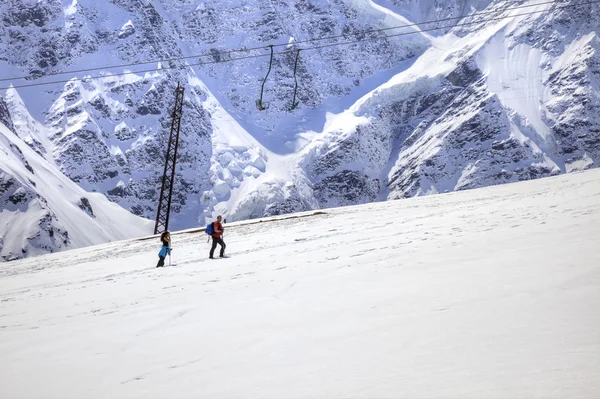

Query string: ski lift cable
0 0 583 84
0 0 597 91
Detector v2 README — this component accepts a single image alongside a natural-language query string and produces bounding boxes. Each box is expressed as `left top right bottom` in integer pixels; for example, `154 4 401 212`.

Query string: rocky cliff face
297 0 599 204
0 0 598 259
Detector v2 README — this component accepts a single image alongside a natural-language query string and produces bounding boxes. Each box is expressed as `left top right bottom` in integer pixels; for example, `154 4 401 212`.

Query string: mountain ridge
0 0 598 260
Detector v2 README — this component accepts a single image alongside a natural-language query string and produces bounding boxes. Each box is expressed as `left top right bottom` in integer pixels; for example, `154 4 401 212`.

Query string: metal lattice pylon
154 83 185 235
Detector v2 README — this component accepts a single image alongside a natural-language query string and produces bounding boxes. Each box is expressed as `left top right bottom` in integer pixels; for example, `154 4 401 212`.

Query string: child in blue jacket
156 231 171 267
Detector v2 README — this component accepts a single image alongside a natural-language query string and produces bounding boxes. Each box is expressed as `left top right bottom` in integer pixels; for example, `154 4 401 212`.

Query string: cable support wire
0 0 586 84
0 0 597 91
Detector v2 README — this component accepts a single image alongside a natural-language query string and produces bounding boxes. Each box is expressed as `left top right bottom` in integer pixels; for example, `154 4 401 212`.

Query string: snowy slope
0 168 599 398
0 120 152 261
0 0 598 253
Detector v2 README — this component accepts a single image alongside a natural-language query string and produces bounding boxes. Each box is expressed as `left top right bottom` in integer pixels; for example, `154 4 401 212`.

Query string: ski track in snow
0 170 599 398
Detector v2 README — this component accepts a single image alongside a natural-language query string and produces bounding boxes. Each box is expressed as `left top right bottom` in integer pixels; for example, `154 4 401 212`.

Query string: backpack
205 222 214 235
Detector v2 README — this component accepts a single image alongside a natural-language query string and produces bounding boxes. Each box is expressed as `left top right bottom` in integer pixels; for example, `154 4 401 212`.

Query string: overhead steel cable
0 0 586 84
0 52 273 91
0 0 597 91
302 0 598 51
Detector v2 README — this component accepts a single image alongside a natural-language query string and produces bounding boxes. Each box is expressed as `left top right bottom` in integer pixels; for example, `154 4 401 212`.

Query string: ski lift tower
154 82 185 235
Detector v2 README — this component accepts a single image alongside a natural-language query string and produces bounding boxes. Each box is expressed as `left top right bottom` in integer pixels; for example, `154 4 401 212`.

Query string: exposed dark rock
77 197 95 217
8 191 26 204
314 170 380 207
0 96 15 132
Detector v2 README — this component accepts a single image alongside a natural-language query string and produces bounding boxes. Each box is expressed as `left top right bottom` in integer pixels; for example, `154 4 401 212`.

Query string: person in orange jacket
209 215 226 259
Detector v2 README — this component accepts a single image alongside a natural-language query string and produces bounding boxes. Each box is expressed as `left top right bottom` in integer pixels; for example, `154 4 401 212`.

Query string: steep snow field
1 168 599 398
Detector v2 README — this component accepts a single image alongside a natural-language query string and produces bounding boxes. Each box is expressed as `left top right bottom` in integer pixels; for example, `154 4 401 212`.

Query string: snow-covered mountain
0 115 152 261
0 0 598 259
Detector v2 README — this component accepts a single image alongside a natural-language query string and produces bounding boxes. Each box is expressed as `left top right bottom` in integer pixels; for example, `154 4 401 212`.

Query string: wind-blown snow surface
0 0 598 257
1 169 599 398
0 121 152 260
